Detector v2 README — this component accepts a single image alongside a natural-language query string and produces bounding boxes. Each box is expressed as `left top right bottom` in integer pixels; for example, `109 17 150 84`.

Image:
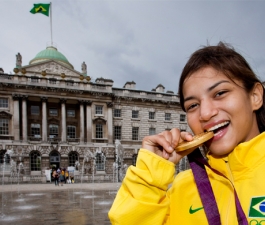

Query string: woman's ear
251 82 264 111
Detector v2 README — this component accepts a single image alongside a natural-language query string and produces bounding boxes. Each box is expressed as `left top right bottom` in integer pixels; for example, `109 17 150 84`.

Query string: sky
1 0 265 94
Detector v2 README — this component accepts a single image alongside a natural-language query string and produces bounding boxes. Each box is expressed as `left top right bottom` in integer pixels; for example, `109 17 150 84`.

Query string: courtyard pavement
0 182 121 225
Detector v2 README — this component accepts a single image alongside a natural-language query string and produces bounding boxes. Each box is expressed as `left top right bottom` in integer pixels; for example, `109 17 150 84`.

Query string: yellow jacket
109 132 265 224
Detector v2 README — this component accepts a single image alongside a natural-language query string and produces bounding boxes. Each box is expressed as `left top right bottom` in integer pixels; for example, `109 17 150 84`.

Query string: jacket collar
206 132 265 180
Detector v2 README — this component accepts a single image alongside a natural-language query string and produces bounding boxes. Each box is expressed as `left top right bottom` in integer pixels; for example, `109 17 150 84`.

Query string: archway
49 150 60 170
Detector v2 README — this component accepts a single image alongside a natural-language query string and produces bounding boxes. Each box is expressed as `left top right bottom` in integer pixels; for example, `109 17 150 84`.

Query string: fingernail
168 146 173 151
164 151 169 158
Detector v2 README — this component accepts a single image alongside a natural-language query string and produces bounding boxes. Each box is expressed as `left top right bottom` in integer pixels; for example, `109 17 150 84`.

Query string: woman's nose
199 100 218 121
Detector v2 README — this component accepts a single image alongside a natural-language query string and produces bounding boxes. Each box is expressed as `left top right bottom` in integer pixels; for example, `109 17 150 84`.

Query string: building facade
0 46 190 183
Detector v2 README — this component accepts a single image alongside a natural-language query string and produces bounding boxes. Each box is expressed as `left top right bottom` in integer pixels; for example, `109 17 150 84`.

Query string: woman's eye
186 103 198 111
215 90 227 97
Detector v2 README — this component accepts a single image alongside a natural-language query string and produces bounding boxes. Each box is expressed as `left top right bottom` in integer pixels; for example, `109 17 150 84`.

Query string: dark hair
178 42 265 132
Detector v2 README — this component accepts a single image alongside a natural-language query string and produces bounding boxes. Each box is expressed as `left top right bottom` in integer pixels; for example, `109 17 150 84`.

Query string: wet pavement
0 183 121 225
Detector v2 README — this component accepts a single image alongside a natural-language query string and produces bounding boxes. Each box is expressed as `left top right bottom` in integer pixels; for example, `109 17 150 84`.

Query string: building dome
29 46 74 69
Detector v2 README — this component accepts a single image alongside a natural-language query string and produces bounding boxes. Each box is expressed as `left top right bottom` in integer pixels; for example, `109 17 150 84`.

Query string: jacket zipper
224 161 236 225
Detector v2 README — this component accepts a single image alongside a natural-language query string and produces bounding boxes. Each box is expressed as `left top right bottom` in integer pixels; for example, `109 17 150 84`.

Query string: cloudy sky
1 0 265 93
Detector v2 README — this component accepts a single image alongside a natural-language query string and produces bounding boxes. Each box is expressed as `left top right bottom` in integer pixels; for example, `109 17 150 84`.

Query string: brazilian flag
249 196 265 218
30 3 50 16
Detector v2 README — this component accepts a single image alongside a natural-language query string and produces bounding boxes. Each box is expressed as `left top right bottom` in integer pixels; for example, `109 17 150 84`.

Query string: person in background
59 168 64 186
109 42 265 224
65 169 69 184
52 169 56 186
53 170 59 186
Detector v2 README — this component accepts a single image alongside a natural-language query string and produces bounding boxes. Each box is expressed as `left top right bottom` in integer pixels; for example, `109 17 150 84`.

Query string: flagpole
50 2 53 46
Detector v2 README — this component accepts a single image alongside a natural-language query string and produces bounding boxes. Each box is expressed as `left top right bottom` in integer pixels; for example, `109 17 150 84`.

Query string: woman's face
182 66 261 156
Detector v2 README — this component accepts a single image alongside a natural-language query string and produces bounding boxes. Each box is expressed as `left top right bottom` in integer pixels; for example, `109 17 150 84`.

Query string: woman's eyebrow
208 80 230 92
183 80 230 103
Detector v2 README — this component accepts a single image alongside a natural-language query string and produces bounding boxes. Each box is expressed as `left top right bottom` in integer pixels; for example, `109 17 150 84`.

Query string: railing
73 174 114 183
28 136 42 142
48 137 61 143
0 174 114 184
0 74 12 80
67 138 80 144
0 175 46 184
0 74 180 102
0 135 14 140
91 138 108 143
112 89 180 102
0 74 111 93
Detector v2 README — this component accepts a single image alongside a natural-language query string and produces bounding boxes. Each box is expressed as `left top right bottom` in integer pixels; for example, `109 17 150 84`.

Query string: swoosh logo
189 205 204 214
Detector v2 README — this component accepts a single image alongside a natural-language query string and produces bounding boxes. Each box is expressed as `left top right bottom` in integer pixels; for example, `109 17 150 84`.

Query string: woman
65 169 69 184
108 42 265 224
52 169 58 186
59 168 65 186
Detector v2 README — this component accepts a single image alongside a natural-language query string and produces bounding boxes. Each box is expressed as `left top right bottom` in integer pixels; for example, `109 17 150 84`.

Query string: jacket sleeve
108 149 175 225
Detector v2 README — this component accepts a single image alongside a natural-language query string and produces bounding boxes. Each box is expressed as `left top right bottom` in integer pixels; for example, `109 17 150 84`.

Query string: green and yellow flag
30 3 50 16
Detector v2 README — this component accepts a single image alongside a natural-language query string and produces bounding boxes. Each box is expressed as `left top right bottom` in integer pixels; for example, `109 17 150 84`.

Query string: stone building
0 45 189 183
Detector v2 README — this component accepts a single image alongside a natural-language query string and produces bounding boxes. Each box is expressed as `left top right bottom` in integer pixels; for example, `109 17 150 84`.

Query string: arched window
49 150 60 170
50 151 60 163
0 150 7 164
30 151 41 171
68 151 78 167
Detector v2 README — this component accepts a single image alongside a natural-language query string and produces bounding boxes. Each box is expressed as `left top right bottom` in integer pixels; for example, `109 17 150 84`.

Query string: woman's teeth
207 121 230 135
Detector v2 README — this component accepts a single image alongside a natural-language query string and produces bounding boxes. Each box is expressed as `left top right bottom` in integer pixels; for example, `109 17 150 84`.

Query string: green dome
29 46 74 69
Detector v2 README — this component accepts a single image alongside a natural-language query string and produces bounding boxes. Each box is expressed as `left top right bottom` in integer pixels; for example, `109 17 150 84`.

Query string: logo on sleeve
249 197 265 218
189 205 204 214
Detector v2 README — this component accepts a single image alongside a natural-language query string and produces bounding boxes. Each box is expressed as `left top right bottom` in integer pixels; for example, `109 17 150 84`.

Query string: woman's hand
142 128 195 164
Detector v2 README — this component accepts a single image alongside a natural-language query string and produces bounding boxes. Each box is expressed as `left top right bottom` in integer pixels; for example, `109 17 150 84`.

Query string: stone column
12 94 20 141
60 99 67 142
79 100 85 143
86 101 92 142
41 97 48 142
22 95 28 142
107 102 113 144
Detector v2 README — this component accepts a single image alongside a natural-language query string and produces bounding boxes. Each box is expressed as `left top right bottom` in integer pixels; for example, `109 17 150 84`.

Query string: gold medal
175 131 214 152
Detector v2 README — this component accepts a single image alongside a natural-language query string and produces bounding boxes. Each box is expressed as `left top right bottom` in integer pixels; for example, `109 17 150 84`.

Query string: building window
95 105 103 115
0 150 9 164
31 77 39 83
49 124 58 138
149 112 155 120
132 127 139 140
68 151 79 167
132 110 139 119
149 128 156 135
50 151 60 164
31 124 40 137
114 126 121 140
49 78 57 84
96 124 103 138
31 106 40 115
95 152 105 171
165 113 171 121
67 109 75 117
180 114 186 122
30 151 41 171
49 108 58 116
0 98 8 108
67 126 76 139
66 80 74 86
114 109 121 117
0 119 9 135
